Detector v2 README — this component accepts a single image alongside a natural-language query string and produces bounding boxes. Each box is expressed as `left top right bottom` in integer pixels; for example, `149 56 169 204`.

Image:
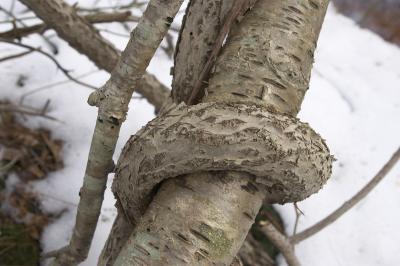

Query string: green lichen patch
198 223 233 258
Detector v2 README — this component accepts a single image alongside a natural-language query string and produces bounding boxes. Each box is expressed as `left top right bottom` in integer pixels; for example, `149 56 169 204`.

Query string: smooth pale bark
19 0 170 111
31 0 184 265
115 172 264 265
112 0 331 265
204 0 328 116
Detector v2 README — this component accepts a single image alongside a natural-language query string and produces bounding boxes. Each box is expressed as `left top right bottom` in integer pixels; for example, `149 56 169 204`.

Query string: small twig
0 38 96 90
41 246 67 259
40 99 51 115
0 23 45 39
0 102 60 121
0 6 58 53
0 15 38 24
76 0 147 12
0 49 34 62
260 220 301 266
291 147 400 244
37 192 77 207
98 28 130 37
161 32 175 58
0 6 25 27
0 11 180 40
19 70 99 104
292 202 304 235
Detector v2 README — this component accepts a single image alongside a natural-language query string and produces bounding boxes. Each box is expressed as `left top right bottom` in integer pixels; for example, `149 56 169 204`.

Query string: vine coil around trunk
113 101 333 225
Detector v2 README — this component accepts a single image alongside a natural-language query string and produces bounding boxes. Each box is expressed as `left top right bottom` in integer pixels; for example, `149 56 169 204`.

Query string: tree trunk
105 0 331 265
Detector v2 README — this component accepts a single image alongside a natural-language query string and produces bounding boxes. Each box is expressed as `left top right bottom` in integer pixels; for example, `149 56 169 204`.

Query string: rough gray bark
111 0 332 265
113 102 332 221
32 0 184 265
171 0 234 103
204 0 328 116
98 0 308 261
99 212 134 265
19 0 170 111
170 1 277 263
186 0 259 105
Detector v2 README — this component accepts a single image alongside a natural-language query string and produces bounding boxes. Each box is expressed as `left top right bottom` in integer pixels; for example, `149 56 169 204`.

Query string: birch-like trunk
107 0 330 264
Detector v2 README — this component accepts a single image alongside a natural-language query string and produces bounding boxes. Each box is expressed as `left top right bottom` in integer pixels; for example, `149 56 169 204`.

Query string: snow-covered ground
1 1 399 265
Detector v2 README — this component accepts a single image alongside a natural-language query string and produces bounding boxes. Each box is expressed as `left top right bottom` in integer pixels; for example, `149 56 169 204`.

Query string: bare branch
0 48 33 62
292 202 304 235
76 0 147 12
291 147 400 244
19 70 100 104
260 220 301 266
0 102 60 121
0 11 140 39
0 38 96 90
31 0 184 264
18 0 170 111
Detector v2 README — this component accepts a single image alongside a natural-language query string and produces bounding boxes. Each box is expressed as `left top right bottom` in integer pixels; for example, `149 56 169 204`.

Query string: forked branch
0 38 96 90
19 0 170 111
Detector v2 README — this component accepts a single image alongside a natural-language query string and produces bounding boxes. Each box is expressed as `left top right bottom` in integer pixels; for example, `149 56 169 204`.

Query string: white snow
0 1 399 265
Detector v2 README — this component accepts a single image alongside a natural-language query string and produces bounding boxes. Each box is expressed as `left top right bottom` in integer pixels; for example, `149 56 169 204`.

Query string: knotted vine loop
113 102 333 224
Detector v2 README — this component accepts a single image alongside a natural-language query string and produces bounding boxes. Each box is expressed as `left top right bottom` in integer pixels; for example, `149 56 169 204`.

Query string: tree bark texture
100 1 236 262
203 0 328 116
171 0 234 103
170 1 279 263
19 0 170 111
110 0 332 265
